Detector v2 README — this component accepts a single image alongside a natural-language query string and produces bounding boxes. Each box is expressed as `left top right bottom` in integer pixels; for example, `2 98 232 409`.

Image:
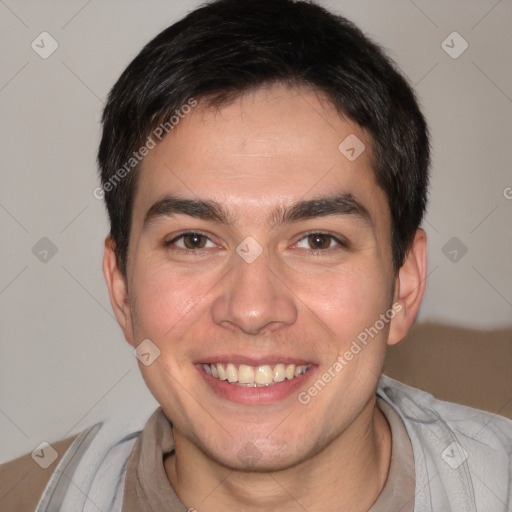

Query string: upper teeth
202 363 309 386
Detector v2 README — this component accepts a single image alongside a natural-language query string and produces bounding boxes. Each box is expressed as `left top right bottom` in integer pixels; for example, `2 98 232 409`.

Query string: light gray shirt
34 375 512 511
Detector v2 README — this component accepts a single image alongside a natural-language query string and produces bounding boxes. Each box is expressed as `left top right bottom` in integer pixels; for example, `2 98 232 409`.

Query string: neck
164 397 392 512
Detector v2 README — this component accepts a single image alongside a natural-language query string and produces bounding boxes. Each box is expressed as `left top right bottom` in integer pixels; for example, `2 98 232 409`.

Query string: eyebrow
142 193 373 230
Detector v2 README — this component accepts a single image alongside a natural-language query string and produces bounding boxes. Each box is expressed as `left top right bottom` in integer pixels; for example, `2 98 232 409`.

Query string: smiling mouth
201 363 311 387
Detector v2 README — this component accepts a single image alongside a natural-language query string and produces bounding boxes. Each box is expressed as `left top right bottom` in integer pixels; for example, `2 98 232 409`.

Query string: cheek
301 262 390 343
129 262 213 341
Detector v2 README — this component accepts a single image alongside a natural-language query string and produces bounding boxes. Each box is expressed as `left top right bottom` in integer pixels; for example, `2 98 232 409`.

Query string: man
1 0 511 510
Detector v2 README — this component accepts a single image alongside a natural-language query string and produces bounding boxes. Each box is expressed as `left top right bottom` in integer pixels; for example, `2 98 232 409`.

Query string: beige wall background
1 0 511 463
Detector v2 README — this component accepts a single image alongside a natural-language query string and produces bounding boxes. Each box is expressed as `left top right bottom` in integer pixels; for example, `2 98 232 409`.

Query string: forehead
132 84 390 231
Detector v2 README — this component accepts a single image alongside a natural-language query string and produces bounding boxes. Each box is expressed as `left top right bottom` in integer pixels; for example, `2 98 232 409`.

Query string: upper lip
195 355 315 366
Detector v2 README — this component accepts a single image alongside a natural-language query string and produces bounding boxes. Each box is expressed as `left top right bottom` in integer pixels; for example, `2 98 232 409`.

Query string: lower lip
197 365 317 405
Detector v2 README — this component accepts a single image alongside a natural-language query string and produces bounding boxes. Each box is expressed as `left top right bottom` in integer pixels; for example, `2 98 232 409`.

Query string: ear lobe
387 229 427 346
103 237 135 346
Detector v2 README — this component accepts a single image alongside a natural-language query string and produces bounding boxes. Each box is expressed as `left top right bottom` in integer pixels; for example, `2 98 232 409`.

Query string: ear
103 236 135 346
387 229 427 346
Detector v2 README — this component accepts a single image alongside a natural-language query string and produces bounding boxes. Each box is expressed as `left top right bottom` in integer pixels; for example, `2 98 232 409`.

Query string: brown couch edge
0 434 78 512
384 321 512 420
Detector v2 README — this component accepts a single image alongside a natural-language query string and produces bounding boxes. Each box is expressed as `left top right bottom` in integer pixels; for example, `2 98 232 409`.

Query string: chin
202 436 311 473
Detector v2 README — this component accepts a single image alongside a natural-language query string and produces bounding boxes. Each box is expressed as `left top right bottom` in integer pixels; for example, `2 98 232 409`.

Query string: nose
210 246 298 335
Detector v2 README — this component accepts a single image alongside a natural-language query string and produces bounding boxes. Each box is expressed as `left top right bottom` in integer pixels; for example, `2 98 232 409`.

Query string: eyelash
163 230 350 256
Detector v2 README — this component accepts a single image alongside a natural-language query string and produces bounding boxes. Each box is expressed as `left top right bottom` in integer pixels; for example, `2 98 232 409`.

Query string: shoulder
378 373 512 446
0 405 158 511
0 435 77 512
378 374 512 509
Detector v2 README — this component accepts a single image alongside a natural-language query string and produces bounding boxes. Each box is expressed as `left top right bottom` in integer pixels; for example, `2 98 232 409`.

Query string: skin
104 84 427 511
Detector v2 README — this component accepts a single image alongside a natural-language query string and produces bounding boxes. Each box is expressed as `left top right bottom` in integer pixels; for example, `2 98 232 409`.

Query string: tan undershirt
121 397 415 511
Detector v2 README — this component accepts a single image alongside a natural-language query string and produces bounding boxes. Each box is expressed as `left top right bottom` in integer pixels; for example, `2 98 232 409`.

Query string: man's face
122 84 397 470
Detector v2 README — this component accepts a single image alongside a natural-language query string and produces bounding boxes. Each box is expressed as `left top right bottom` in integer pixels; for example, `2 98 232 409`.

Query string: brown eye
182 233 207 249
295 232 349 253
165 232 215 251
307 234 332 250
